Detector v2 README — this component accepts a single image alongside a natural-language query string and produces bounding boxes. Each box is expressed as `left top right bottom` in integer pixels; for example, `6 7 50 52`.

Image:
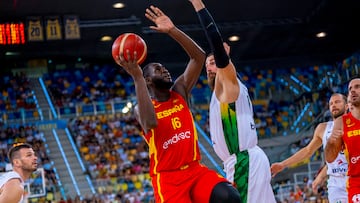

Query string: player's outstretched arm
271 123 325 177
146 5 205 98
115 50 157 133
189 0 238 103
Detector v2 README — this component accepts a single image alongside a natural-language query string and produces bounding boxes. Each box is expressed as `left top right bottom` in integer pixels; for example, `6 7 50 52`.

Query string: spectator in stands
290 185 304 203
0 143 38 203
325 78 360 202
271 93 348 203
188 0 276 202
290 143 300 155
115 5 240 203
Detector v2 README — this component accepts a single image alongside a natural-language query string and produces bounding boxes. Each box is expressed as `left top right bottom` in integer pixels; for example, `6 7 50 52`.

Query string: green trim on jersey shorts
220 102 249 203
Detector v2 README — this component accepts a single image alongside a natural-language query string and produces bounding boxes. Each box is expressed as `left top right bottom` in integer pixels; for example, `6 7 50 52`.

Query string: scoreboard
0 22 26 45
0 15 80 45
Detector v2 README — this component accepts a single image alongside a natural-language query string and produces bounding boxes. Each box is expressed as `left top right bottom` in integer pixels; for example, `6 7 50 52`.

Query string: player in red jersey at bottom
114 5 240 203
325 78 360 203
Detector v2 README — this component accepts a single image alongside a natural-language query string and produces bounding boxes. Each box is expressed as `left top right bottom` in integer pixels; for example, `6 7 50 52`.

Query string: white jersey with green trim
209 79 257 161
209 78 275 203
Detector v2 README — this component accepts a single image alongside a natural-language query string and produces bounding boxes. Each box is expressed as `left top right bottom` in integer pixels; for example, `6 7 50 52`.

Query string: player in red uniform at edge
114 5 240 203
325 78 360 202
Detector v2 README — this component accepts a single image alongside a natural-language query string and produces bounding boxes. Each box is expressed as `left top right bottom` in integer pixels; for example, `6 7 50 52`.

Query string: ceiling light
316 32 327 38
100 36 112 41
5 52 20 56
113 3 125 9
228 35 240 42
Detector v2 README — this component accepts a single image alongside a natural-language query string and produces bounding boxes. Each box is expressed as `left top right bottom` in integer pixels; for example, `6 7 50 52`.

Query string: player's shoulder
2 177 23 192
314 122 328 136
316 122 328 129
6 177 22 185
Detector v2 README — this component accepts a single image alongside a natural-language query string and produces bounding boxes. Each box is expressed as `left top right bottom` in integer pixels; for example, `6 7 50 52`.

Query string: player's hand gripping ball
112 33 147 65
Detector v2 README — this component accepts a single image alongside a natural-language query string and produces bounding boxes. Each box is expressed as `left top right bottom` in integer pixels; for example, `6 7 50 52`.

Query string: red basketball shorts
151 162 228 203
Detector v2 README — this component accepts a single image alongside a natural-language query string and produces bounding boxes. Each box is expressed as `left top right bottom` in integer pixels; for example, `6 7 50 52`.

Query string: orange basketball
112 33 147 65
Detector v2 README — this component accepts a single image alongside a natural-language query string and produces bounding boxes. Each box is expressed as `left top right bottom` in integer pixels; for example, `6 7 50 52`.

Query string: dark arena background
0 0 360 202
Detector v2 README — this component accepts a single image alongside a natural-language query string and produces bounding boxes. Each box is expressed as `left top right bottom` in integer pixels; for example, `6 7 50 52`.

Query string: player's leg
209 182 241 203
246 146 276 203
190 164 240 202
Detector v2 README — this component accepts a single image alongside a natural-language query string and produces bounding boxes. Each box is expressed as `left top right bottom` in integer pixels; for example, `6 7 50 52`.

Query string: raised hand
145 5 175 33
114 50 143 79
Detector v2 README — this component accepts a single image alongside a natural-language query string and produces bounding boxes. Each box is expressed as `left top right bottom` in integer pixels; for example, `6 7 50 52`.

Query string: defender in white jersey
189 0 276 201
0 171 24 203
0 143 37 203
209 78 276 203
271 93 348 203
322 121 348 202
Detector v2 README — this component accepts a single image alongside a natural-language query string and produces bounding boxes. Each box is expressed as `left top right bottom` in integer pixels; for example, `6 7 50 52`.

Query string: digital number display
0 22 26 45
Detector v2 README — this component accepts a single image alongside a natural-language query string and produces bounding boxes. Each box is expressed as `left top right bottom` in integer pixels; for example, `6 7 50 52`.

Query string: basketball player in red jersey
115 5 240 203
325 78 360 203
